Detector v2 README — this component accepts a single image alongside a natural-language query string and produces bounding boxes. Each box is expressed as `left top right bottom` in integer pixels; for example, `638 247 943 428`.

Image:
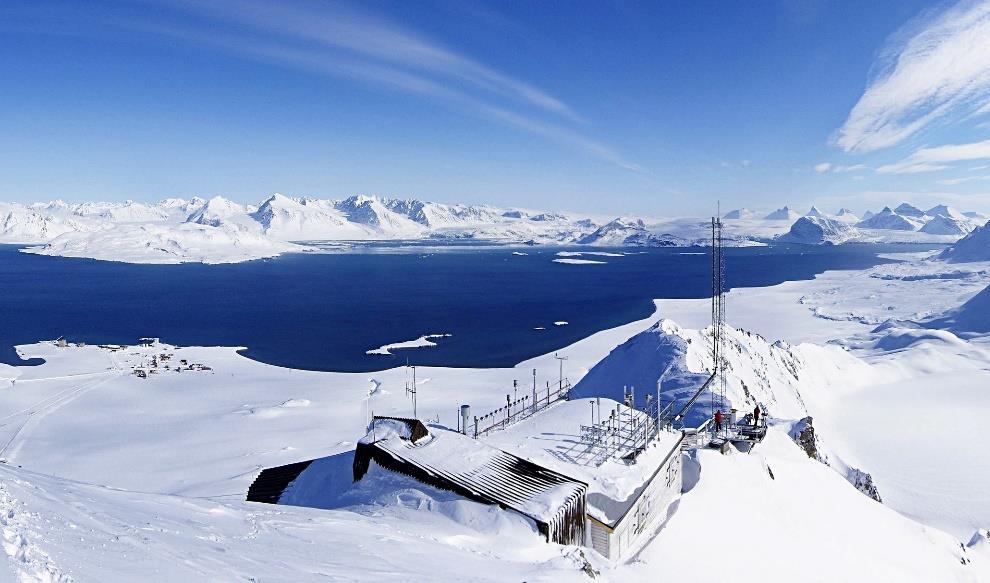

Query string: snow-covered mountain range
1 195 773 263
756 203 989 245
2 195 989 262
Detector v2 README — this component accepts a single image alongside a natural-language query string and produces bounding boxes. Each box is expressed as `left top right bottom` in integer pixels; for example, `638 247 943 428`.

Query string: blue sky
3 0 990 215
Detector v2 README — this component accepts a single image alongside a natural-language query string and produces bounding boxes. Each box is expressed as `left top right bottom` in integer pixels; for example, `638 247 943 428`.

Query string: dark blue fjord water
0 243 939 372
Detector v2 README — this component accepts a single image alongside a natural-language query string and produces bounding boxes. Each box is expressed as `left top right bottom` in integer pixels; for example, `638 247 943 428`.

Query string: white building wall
587 451 682 562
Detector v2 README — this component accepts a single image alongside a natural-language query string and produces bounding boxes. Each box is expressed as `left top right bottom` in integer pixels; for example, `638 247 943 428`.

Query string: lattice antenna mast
710 212 727 417
405 359 418 419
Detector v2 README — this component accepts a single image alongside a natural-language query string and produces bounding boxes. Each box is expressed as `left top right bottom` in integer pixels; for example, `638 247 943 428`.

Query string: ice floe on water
555 251 625 257
366 334 452 355
552 258 607 265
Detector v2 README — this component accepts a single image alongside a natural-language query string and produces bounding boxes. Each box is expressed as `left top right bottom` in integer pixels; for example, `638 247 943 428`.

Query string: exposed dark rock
847 468 882 503
789 416 827 464
788 417 884 503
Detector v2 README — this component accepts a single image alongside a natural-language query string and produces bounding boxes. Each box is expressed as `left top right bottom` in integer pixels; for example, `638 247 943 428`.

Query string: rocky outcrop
789 417 828 463
788 416 883 503
847 468 882 503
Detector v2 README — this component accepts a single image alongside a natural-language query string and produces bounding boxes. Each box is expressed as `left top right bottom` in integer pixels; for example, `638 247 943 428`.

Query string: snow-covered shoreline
19 223 310 264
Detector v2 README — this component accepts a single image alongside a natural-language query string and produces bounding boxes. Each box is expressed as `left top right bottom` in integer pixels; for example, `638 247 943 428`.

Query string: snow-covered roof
481 398 683 526
358 421 587 538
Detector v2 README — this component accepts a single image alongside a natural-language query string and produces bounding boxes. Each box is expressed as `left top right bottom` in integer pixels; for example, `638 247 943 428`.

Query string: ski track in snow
0 372 122 463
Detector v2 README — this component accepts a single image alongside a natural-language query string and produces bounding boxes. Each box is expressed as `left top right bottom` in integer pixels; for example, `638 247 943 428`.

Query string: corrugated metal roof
358 425 587 545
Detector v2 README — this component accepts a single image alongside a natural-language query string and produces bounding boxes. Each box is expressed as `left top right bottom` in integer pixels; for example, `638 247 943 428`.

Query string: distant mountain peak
858 206 921 231
894 202 925 217
765 206 800 220
723 208 755 219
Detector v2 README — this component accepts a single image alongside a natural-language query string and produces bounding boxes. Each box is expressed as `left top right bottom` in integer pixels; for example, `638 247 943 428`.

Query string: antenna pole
532 368 537 413
554 353 568 392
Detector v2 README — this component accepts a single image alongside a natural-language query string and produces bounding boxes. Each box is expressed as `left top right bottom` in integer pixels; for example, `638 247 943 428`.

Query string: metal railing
569 399 677 467
473 380 571 438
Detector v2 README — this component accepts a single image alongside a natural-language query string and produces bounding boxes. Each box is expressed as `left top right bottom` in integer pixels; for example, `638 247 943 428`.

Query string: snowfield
1 246 990 579
20 223 308 264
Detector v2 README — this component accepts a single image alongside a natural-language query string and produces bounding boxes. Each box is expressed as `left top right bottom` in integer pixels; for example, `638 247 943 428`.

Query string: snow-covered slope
764 206 801 220
834 208 859 223
857 207 922 231
778 216 858 245
921 214 976 235
186 195 255 229
940 221 990 262
895 202 927 218
927 205 966 220
252 193 372 240
0 205 93 243
571 318 873 430
633 431 982 582
723 208 757 219
333 195 428 238
577 218 682 246
20 223 306 264
0 462 583 583
386 198 506 228
927 284 990 334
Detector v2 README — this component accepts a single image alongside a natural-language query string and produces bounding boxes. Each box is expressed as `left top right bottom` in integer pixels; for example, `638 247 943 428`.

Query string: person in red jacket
714 409 723 432
753 404 762 426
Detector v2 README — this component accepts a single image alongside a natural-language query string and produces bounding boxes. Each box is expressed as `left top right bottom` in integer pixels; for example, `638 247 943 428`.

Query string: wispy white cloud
168 0 582 122
877 138 990 173
939 174 990 185
834 0 990 153
813 162 868 173
107 0 640 171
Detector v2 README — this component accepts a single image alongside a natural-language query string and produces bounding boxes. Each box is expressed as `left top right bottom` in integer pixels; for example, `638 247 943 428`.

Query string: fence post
532 369 537 414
